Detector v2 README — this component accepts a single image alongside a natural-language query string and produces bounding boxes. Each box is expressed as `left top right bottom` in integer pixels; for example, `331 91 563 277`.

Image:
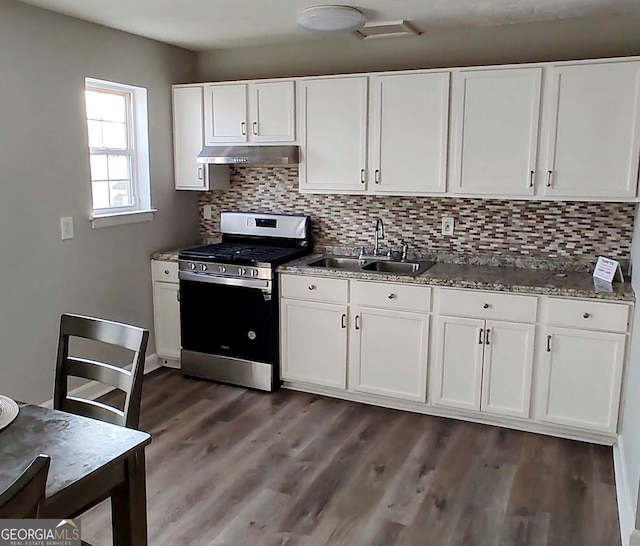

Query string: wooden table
0 403 151 545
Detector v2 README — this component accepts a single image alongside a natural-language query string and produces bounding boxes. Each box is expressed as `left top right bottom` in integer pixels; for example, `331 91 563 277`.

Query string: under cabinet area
278 272 633 444
151 260 181 363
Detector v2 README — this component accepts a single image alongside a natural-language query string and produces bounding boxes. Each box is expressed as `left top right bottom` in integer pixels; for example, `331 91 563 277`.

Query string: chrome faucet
373 217 384 256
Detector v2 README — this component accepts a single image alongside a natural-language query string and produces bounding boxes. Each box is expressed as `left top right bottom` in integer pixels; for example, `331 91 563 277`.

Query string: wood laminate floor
81 369 620 546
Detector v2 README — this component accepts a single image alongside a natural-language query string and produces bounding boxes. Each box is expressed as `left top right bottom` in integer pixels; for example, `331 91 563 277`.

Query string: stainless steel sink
307 256 366 271
307 255 434 276
361 260 435 276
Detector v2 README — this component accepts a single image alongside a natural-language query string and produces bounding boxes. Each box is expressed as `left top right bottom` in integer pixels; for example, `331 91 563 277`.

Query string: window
84 78 153 227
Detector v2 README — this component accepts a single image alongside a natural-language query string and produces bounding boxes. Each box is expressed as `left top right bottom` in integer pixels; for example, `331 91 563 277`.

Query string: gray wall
197 14 640 81
0 0 199 403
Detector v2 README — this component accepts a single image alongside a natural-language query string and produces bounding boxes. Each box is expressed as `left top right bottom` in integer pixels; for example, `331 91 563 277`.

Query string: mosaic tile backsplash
199 167 636 271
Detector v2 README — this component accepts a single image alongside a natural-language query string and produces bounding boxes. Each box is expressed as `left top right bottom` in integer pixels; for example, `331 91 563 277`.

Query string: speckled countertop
151 249 182 262
278 254 635 302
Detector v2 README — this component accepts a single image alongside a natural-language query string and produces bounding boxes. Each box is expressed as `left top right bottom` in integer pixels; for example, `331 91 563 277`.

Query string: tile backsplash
199 167 635 270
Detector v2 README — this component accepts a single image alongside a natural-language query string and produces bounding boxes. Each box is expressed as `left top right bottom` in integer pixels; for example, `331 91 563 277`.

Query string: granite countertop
151 249 182 262
278 254 635 302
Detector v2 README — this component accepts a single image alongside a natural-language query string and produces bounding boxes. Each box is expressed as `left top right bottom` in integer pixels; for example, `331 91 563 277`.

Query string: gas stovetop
179 243 309 267
180 243 309 266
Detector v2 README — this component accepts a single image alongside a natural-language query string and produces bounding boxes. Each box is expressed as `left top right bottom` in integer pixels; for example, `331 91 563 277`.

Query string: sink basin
307 256 365 271
361 260 435 276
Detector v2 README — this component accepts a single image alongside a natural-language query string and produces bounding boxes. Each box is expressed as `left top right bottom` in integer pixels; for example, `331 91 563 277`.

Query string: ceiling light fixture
296 5 367 33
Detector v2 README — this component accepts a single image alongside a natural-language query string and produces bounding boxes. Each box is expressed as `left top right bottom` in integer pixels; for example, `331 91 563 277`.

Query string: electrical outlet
203 205 212 220
442 217 454 236
60 217 74 240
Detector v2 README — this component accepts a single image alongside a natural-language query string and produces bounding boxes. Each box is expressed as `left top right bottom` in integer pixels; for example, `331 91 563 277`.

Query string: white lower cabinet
151 260 181 361
538 327 625 434
280 299 348 389
349 307 429 402
431 317 534 418
279 274 631 443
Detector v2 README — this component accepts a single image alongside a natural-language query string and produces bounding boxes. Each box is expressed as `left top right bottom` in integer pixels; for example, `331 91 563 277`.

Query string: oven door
179 276 275 364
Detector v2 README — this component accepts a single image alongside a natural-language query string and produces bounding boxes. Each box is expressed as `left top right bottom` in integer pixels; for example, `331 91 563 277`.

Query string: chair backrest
54 313 149 429
0 454 50 518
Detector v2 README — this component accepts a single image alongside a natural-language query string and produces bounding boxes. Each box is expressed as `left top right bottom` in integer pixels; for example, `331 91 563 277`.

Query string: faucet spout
374 217 384 256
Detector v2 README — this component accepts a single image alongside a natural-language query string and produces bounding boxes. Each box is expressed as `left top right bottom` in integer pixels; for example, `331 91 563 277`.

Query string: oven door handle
179 271 271 291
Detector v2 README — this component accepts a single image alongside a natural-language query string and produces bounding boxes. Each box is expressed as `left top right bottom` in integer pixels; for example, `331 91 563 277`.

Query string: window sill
91 209 157 229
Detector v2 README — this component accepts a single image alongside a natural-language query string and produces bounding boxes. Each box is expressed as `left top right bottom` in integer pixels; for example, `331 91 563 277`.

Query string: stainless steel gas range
178 212 311 391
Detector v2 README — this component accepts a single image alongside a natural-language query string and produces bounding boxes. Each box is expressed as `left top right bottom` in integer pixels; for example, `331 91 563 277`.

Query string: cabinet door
173 87 208 190
152 281 181 360
280 299 348 389
299 77 368 193
350 307 429 402
431 316 485 411
542 62 640 198
481 321 535 419
450 68 542 196
204 84 247 144
369 72 449 194
539 327 625 434
250 81 295 142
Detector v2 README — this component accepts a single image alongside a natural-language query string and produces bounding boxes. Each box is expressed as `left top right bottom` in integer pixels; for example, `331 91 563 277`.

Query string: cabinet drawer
152 260 179 283
546 298 629 332
438 289 537 323
280 274 348 303
352 281 431 313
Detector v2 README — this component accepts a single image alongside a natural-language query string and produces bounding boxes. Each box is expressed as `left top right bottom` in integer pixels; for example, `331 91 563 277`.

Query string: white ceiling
16 0 640 51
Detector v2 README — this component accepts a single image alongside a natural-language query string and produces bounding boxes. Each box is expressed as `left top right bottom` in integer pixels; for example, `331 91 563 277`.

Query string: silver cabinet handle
375 169 380 184
164 269 170 275
478 328 484 345
485 329 491 345
197 167 203 180
341 313 346 329
529 170 534 188
308 284 316 291
546 334 552 352
546 170 553 187
252 121 258 135
177 289 180 302
355 315 360 330
583 312 590 319
241 121 246 136
360 169 366 184
483 303 490 309
387 293 396 300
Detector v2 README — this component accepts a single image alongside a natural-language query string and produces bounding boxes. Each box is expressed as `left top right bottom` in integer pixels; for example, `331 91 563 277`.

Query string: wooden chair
54 313 149 429
0 454 50 518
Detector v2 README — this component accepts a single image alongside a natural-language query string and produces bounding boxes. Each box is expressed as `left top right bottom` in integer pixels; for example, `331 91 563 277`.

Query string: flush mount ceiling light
297 5 367 33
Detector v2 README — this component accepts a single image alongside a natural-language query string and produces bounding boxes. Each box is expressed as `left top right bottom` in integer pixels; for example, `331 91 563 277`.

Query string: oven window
179 280 275 363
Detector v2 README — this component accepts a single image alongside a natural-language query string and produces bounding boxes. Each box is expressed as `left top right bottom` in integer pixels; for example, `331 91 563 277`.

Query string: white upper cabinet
369 72 449 194
204 81 295 145
541 61 640 199
173 86 208 190
299 77 369 193
204 83 248 143
450 67 542 196
250 81 295 142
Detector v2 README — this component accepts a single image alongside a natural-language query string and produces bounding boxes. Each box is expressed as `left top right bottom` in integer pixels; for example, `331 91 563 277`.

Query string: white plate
0 395 19 431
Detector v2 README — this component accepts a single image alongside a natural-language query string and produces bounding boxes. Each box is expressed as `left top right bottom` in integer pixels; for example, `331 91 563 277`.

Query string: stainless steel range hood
197 145 299 166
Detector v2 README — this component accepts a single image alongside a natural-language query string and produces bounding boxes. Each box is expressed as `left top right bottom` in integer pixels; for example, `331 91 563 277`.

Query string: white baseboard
614 436 635 546
40 353 161 409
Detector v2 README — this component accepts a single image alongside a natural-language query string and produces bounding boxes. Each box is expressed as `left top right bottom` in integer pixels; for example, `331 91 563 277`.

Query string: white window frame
85 77 155 228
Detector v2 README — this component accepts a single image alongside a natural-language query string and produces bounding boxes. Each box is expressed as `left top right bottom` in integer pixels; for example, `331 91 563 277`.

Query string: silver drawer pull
547 335 552 352
387 293 396 300
483 303 490 309
546 170 553 187
308 284 316 291
164 270 170 275
583 312 590 319
478 328 484 345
